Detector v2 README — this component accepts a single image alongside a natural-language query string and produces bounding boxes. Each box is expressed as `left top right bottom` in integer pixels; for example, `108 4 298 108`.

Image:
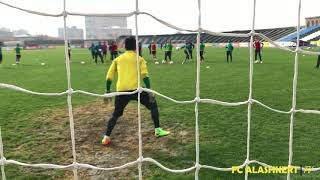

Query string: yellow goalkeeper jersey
106 51 148 92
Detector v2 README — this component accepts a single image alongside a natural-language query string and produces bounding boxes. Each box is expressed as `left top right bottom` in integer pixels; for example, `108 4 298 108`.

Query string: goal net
0 0 320 180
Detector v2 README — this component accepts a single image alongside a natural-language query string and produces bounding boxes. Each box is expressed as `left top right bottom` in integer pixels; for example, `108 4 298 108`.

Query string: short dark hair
125 36 136 50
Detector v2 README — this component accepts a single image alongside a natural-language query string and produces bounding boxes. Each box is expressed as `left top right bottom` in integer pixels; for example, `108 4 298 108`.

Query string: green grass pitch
0 46 319 179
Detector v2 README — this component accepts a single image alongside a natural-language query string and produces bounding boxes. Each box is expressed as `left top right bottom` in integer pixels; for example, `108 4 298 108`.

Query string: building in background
58 26 84 40
13 29 31 38
0 28 14 40
85 17 132 40
305 16 320 27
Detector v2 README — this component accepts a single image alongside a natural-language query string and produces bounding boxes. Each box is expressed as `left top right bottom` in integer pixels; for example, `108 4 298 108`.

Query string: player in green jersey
200 42 205 62
182 41 194 64
225 41 234 63
163 40 173 64
0 42 3 67
15 43 22 64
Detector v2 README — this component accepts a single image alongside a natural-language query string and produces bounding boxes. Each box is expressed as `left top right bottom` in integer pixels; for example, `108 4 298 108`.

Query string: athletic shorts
113 91 156 117
16 55 21 59
152 51 156 55
0 54 2 61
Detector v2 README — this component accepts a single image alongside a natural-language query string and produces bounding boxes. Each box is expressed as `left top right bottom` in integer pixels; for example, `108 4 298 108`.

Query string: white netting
0 0 320 180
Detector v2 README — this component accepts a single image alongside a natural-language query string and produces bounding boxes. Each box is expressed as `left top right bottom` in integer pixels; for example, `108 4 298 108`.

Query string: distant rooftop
305 16 320 19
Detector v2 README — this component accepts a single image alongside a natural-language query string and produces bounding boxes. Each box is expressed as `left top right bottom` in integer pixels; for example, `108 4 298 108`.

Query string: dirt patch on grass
23 100 192 179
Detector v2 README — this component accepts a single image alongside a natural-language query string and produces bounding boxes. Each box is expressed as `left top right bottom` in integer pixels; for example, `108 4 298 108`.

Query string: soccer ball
41 63 46 66
206 66 210 69
162 60 166 64
169 61 173 64
155 61 159 64
81 61 85 64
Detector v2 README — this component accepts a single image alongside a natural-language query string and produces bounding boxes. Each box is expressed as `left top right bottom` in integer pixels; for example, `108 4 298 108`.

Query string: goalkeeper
102 36 170 145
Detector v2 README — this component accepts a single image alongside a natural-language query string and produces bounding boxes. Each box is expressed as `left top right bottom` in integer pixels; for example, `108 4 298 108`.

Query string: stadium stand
15 26 320 48
301 26 320 41
278 24 320 42
310 36 320 41
119 26 297 44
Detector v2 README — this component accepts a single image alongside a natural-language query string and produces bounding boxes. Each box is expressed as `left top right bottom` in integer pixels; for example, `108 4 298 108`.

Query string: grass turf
0 46 320 179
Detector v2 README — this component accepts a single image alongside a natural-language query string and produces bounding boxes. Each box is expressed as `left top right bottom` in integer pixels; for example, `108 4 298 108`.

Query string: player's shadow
20 64 38 67
1 66 18 69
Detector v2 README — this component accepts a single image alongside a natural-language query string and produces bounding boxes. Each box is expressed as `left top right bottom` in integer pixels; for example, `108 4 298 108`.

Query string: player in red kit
151 41 157 62
102 41 108 61
253 38 264 63
110 41 118 61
